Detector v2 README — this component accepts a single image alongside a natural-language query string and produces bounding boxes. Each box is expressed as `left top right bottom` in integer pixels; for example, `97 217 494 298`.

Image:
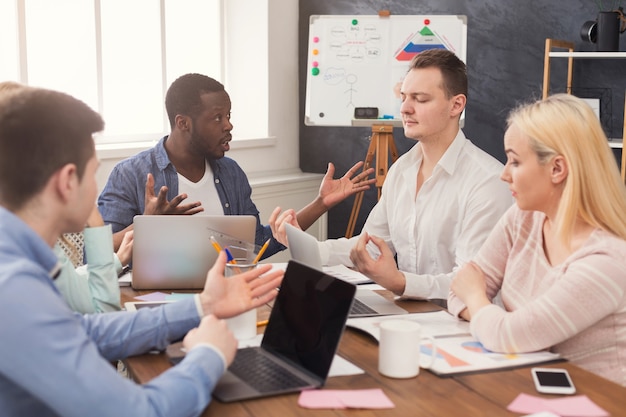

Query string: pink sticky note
337 389 395 409
298 389 394 409
547 395 609 417
298 390 344 408
135 292 168 302
507 393 609 417
508 393 550 414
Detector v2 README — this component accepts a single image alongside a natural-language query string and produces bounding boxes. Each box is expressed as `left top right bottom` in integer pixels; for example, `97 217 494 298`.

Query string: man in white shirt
270 49 512 300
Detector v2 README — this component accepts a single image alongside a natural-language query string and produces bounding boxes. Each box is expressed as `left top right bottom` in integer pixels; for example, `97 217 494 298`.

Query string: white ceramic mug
224 262 257 340
378 319 437 378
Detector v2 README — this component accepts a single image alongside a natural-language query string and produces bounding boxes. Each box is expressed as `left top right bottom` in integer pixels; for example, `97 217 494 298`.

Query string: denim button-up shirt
98 136 283 259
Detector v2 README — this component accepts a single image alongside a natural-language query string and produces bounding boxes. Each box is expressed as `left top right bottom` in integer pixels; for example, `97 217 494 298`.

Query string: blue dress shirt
98 136 284 259
0 207 225 417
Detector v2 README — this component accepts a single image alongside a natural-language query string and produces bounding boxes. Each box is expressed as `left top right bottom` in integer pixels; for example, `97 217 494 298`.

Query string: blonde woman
449 94 626 386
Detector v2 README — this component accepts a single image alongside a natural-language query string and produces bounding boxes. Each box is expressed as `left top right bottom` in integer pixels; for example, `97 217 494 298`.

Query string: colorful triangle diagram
395 26 447 61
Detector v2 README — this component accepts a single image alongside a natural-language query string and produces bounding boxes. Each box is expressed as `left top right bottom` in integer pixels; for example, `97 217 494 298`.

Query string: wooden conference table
121 286 626 416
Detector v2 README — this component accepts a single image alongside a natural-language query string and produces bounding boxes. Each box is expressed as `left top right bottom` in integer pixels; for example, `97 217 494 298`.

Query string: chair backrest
58 232 85 267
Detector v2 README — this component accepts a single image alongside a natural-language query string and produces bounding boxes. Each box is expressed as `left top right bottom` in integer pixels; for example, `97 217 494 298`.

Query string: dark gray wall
298 0 626 239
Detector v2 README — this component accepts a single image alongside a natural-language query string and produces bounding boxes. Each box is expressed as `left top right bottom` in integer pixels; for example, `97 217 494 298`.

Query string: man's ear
174 114 191 132
551 155 568 185
54 164 78 203
450 94 466 118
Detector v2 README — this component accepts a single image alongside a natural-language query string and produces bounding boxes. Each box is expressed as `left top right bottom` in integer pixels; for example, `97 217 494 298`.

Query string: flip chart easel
346 123 399 238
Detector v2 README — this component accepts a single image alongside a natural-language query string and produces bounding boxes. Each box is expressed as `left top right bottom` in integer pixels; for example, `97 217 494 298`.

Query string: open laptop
131 215 256 290
213 261 356 402
285 223 408 317
212 260 356 402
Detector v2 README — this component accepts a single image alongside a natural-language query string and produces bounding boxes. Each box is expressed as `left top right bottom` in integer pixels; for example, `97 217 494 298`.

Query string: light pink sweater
449 205 626 386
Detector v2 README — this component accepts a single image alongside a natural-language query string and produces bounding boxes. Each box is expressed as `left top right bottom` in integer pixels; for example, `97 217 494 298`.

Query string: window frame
2 0 272 150
4 0 302 181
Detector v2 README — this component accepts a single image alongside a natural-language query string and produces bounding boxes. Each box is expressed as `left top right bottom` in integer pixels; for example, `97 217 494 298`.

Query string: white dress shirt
319 129 513 299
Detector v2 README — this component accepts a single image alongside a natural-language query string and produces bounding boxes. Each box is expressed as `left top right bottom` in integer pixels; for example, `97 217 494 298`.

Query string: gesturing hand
268 206 299 246
143 173 204 216
349 232 406 296
199 251 284 319
318 161 375 209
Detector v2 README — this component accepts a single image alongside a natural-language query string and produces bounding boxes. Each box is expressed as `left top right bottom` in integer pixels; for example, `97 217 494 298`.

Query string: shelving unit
543 38 626 181
549 52 626 58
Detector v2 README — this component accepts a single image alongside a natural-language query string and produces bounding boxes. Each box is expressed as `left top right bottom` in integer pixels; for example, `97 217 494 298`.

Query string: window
0 0 268 145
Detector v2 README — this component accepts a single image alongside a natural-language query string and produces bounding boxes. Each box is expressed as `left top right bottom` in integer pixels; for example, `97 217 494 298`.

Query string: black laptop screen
261 261 356 380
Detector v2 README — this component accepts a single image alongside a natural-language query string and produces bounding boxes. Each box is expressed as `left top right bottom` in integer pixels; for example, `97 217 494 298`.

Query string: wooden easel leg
345 124 397 238
375 132 388 199
389 134 399 163
346 135 377 238
374 127 397 199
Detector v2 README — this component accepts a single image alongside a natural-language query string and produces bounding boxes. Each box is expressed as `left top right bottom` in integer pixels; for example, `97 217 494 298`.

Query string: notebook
212 260 356 402
285 223 408 317
131 215 256 290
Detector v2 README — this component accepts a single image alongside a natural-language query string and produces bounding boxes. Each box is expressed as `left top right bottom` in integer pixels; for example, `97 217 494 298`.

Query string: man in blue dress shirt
0 87 283 416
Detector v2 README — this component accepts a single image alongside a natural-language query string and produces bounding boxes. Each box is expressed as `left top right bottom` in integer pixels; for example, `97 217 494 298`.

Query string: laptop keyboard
350 298 378 316
229 348 310 393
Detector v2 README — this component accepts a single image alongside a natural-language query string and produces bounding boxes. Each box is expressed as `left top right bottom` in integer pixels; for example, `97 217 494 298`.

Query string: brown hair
0 81 24 94
408 49 468 99
0 88 104 210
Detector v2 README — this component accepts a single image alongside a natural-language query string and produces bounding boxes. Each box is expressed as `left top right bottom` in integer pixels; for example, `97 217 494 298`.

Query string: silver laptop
131 215 256 290
212 261 356 402
284 223 408 317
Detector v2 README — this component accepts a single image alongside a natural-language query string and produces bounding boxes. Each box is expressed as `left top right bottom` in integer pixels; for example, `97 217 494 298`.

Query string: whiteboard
305 15 467 126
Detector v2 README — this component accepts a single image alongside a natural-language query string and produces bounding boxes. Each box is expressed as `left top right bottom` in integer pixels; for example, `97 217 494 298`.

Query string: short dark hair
0 88 103 210
408 49 467 98
164 73 225 128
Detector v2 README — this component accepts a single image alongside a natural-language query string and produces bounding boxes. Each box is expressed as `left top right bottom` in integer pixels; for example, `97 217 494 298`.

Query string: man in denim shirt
98 73 374 258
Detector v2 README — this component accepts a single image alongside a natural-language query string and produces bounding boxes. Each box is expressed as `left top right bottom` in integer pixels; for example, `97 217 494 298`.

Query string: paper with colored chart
347 311 560 376
420 335 561 376
346 310 471 341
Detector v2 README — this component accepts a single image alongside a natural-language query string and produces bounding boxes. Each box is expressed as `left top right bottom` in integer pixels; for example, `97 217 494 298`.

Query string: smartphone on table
531 367 576 395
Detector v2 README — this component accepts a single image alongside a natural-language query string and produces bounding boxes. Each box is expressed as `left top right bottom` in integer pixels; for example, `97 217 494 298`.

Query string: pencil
210 236 222 254
256 319 269 327
252 238 271 264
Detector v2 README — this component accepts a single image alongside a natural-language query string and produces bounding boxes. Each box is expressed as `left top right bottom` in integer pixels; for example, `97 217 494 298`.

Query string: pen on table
256 319 269 327
210 236 223 254
252 238 271 264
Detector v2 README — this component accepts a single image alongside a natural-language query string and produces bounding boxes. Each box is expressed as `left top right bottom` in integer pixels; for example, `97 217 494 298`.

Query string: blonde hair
507 94 626 243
